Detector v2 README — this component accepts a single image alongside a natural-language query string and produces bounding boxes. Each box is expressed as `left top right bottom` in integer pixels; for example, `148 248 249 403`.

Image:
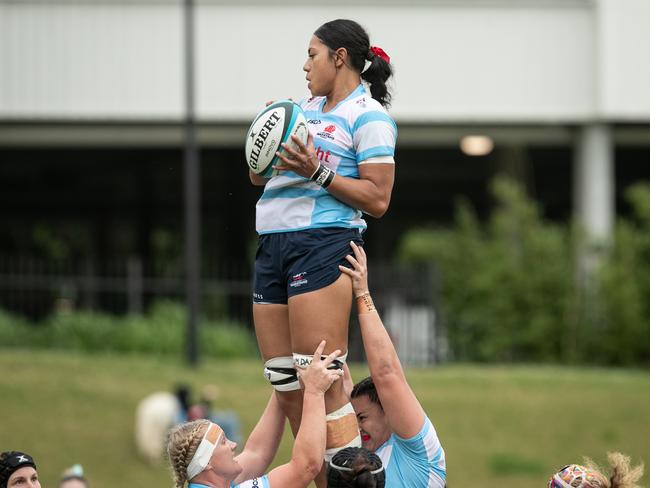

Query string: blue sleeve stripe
356 145 395 162
352 111 397 134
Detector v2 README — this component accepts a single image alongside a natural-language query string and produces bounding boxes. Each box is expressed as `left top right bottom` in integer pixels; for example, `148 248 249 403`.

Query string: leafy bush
0 300 256 358
399 176 650 366
597 183 650 365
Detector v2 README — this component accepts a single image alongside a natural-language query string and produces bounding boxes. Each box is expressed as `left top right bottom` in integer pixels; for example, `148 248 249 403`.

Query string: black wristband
311 163 335 188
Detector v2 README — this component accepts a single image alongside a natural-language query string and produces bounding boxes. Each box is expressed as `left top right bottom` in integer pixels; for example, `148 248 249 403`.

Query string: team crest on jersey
317 125 336 140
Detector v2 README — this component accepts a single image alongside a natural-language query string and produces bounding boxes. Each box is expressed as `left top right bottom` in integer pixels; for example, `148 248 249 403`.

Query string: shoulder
347 96 396 136
393 416 439 448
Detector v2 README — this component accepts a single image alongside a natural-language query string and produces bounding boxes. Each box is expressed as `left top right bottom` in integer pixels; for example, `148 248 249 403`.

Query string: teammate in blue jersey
249 20 397 485
166 341 343 488
339 242 447 488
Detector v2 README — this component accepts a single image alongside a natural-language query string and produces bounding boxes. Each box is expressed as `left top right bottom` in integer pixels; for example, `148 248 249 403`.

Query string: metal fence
0 256 444 364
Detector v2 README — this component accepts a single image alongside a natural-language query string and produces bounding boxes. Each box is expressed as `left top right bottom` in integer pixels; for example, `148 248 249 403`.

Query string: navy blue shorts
253 227 364 304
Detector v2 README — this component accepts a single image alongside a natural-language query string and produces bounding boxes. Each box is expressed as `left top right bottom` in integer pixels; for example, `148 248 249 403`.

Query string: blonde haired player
167 341 342 488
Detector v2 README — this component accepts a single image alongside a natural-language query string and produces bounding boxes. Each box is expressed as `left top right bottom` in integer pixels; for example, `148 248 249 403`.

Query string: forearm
357 296 404 380
326 175 390 218
291 390 326 475
236 394 286 479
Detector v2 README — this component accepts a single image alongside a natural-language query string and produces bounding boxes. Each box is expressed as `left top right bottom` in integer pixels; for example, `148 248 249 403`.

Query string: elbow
372 363 403 385
292 455 322 484
365 199 389 219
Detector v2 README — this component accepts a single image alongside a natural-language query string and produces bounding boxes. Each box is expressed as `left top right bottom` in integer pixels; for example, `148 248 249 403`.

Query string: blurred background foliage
399 176 650 366
0 300 256 358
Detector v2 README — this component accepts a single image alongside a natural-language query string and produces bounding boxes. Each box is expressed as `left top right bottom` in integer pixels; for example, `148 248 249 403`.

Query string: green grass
1 351 649 488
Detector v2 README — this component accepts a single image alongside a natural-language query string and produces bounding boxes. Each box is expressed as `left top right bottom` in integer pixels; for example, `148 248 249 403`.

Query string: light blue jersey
375 417 446 488
190 477 270 488
255 84 397 234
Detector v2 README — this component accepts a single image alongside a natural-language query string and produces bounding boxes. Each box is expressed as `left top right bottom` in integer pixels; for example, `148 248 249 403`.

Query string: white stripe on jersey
255 84 397 234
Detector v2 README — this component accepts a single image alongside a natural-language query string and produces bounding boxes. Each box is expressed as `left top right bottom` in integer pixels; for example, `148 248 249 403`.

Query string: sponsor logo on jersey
308 119 321 125
317 124 336 140
315 146 331 163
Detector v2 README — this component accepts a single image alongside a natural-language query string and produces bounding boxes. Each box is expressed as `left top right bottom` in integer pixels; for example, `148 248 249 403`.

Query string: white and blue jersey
375 417 446 488
255 84 397 234
190 476 270 488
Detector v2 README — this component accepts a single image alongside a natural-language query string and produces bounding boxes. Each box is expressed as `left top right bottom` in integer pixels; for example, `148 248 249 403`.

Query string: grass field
1 350 649 488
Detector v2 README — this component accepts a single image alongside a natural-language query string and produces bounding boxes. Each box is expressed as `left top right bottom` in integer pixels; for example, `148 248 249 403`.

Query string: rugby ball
245 100 309 178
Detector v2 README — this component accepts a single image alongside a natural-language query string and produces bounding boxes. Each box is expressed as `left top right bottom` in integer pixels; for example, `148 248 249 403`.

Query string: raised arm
267 340 343 488
233 393 286 483
339 242 425 439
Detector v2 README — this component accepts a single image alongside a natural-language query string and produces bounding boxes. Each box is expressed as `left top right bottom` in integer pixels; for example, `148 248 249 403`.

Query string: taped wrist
263 356 301 391
311 162 335 188
324 402 362 462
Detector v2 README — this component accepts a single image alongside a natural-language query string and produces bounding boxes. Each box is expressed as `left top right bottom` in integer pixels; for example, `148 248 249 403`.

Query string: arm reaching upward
233 393 286 482
339 242 425 439
266 340 344 488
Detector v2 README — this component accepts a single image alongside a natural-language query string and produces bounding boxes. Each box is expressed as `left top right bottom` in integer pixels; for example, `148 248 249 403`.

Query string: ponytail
361 47 393 108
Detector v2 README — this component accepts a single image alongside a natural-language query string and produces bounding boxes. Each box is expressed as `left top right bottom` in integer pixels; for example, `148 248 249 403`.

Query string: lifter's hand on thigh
338 241 369 297
299 340 343 395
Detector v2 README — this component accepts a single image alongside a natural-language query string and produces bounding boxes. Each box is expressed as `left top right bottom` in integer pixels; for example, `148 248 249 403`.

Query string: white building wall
1 0 649 123
598 0 650 120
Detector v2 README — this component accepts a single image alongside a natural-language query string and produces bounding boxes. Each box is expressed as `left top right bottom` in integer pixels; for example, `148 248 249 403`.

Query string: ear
334 47 348 68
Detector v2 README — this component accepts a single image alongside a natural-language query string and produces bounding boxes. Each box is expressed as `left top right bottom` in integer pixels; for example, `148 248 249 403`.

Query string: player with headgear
0 451 40 488
339 242 447 487
548 452 644 488
249 18 397 486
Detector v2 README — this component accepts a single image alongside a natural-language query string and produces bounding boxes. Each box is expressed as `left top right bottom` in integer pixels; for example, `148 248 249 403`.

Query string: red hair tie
369 46 390 64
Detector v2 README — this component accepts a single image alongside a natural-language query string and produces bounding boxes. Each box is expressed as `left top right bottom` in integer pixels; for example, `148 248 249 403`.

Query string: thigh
253 303 291 361
288 273 353 355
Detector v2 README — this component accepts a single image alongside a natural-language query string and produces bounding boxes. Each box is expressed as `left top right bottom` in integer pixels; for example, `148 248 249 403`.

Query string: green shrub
0 300 256 358
399 176 650 365
597 183 650 365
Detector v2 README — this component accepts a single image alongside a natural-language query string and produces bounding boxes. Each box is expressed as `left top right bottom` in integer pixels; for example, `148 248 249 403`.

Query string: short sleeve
352 110 398 163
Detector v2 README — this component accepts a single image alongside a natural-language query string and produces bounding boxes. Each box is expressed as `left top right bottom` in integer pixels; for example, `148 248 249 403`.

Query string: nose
230 440 237 452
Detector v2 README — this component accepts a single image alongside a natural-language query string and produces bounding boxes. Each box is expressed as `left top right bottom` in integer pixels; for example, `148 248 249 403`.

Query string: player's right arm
266 340 343 488
339 242 426 440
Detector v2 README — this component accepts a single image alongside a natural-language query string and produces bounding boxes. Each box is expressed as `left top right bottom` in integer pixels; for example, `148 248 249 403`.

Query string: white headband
328 459 384 475
186 423 224 480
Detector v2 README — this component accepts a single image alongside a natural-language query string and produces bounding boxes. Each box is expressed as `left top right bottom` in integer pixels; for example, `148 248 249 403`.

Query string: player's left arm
340 242 426 439
233 393 286 482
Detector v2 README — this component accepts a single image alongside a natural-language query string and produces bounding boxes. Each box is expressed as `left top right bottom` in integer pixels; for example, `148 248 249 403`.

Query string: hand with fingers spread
273 132 321 179
338 241 369 298
298 340 344 395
